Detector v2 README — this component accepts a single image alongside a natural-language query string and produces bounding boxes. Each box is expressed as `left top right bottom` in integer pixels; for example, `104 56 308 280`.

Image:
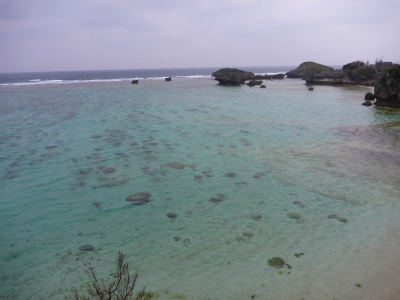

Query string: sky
0 0 399 73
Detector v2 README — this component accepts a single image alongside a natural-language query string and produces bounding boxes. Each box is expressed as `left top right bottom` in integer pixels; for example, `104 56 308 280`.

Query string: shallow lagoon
1 77 400 300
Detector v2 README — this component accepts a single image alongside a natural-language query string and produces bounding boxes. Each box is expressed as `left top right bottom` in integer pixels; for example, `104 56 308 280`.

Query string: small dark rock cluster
126 192 151 205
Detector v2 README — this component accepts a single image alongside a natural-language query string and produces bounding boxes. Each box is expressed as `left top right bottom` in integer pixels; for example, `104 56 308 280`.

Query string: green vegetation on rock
294 61 334 73
342 61 375 82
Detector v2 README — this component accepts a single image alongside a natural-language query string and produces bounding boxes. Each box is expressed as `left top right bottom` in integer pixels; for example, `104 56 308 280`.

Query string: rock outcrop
165 77 172 81
286 62 336 79
131 80 139 84
247 80 263 87
364 92 375 100
374 66 400 107
212 68 255 85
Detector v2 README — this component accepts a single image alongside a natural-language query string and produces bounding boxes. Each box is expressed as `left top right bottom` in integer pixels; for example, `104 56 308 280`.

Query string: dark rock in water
78 168 93 175
183 238 190 244
92 202 102 208
293 201 305 209
210 197 223 203
308 87 314 91
247 80 263 87
126 192 150 204
251 214 262 220
131 80 139 84
287 213 301 220
365 92 375 100
268 257 285 267
260 85 266 88
166 163 185 170
79 244 94 251
328 214 347 223
103 167 115 173
253 172 265 178
165 77 172 81
166 212 177 219
374 66 400 107
242 232 254 238
173 236 180 241
225 172 236 178
212 68 255 86
362 101 372 106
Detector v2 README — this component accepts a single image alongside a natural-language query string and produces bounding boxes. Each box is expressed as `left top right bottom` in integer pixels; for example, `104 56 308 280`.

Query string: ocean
1 67 400 300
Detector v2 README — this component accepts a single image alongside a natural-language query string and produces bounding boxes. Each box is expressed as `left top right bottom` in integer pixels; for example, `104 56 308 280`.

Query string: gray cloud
1 0 399 72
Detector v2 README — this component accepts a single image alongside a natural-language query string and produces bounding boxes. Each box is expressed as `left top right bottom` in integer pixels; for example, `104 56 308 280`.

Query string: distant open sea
1 67 400 300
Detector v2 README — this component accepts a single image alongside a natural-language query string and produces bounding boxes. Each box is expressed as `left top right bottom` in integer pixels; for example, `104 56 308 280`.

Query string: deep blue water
0 66 296 85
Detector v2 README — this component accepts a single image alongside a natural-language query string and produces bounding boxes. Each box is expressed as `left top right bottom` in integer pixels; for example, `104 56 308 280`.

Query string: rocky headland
374 66 400 107
286 60 398 87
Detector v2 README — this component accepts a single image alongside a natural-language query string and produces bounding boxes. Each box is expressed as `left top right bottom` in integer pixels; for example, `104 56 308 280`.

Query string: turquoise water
1 77 400 300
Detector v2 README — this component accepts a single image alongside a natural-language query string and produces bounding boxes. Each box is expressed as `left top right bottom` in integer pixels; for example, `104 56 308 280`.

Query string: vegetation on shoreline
70 252 154 300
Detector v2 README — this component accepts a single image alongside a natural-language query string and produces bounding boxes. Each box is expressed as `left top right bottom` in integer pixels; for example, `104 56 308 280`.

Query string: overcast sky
1 0 399 73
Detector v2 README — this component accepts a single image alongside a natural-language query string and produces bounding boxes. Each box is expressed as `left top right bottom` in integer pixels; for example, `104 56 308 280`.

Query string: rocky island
212 68 284 85
212 68 255 85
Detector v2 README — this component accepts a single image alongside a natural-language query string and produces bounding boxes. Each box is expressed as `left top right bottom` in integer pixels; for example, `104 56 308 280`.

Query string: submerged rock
79 244 94 251
293 201 305 208
103 167 115 174
242 232 254 238
166 163 185 170
362 101 372 106
287 213 301 220
166 212 177 219
210 197 223 203
126 192 150 204
251 214 262 220
328 214 347 223
268 257 285 267
253 172 265 178
225 172 236 178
